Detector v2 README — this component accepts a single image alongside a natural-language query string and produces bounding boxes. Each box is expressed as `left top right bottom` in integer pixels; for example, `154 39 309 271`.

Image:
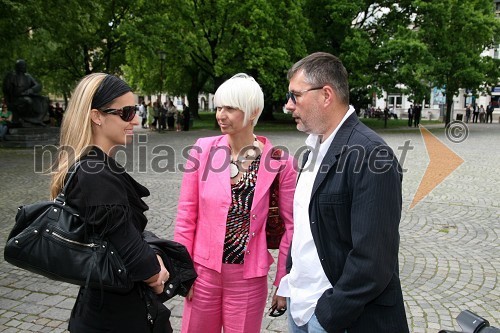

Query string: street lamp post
158 50 166 103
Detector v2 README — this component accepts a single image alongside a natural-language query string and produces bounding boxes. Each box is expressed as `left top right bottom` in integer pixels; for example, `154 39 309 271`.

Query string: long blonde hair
50 73 107 199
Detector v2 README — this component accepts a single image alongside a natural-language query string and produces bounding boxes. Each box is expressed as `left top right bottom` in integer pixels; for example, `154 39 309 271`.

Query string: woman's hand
144 254 170 294
186 285 194 301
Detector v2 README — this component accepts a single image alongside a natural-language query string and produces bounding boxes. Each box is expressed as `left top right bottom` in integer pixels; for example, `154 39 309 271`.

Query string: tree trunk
187 74 201 119
187 90 199 120
260 99 278 121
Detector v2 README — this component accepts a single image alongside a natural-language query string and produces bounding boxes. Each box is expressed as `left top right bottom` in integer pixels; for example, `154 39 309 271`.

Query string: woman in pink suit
174 73 296 333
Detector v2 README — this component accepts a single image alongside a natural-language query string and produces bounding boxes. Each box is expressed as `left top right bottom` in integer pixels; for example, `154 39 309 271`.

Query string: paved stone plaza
0 122 498 333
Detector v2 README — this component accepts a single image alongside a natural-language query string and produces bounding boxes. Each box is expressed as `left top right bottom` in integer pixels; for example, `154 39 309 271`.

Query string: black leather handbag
4 163 133 293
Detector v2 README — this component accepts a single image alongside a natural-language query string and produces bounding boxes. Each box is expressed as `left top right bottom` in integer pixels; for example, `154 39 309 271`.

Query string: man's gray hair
288 52 349 105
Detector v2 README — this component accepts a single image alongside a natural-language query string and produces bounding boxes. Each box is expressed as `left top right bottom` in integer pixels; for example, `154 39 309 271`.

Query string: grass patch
358 117 443 130
191 111 443 132
191 112 217 130
192 111 297 131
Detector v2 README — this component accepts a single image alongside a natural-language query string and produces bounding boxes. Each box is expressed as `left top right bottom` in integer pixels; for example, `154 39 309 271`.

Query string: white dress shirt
277 106 355 326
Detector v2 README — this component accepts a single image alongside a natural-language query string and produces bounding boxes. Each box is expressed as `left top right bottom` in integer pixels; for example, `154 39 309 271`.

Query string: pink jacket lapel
251 136 282 210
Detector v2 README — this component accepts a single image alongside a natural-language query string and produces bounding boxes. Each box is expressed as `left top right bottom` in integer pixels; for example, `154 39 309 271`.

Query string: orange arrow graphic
409 125 464 209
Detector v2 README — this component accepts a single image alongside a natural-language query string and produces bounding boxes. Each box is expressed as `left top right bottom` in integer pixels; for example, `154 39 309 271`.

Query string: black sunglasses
286 86 323 104
100 105 138 122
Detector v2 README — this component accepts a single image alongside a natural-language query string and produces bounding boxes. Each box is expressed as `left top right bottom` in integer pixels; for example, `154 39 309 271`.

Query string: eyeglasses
100 105 138 122
286 86 323 104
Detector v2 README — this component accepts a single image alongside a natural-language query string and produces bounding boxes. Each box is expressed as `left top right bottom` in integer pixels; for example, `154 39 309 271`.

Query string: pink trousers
180 263 268 333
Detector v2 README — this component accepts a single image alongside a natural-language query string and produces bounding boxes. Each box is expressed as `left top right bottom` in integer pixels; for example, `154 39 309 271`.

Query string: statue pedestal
0 127 59 148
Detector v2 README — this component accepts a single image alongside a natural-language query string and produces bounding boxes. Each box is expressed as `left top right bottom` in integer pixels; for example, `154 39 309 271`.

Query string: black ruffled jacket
66 147 161 333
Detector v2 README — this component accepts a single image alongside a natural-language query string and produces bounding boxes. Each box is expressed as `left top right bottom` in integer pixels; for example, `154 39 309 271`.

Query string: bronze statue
2 59 48 127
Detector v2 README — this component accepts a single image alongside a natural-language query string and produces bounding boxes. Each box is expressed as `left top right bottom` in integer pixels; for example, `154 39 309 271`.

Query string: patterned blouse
223 156 261 264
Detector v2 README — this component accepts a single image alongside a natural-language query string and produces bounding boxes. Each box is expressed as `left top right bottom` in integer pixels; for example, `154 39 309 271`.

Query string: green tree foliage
1 0 498 125
301 0 499 123
0 1 31 69
1 0 160 102
302 0 418 112
412 0 500 124
124 0 309 118
0 0 47 94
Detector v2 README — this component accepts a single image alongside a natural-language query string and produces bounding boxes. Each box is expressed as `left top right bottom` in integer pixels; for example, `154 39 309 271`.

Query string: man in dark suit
408 104 414 127
413 104 422 127
486 102 494 123
472 104 479 123
277 52 409 333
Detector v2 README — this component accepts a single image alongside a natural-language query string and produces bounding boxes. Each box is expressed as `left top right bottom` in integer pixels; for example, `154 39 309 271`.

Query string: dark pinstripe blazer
302 113 409 333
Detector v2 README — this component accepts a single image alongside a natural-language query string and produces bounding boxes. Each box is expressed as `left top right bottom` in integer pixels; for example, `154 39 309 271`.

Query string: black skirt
68 284 171 333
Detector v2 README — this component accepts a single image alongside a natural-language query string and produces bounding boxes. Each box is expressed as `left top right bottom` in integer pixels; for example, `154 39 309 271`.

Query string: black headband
91 74 132 109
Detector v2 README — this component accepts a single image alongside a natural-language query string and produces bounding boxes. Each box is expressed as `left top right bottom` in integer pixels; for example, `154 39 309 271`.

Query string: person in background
0 99 12 140
383 106 389 120
182 101 190 131
54 102 64 127
147 101 155 131
472 104 479 123
48 102 56 126
50 73 172 333
158 101 166 133
166 99 176 131
150 101 159 131
413 104 422 127
486 101 494 124
465 104 472 123
174 73 296 333
175 105 182 132
479 105 485 123
407 104 414 127
278 52 409 333
139 100 148 128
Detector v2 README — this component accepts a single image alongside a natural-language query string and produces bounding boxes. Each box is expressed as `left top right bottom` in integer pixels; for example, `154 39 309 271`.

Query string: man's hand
269 289 287 317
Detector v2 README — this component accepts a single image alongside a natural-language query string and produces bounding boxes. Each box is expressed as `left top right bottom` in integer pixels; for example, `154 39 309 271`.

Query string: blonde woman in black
50 73 171 333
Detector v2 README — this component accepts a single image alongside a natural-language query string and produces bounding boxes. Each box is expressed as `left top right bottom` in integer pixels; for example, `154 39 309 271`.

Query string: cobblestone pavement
0 122 498 333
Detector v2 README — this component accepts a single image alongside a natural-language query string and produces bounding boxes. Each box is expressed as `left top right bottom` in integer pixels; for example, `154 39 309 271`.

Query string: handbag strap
269 148 283 211
54 161 81 204
269 173 279 210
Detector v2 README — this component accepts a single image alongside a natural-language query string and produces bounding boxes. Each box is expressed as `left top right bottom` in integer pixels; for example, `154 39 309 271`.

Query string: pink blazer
174 135 296 286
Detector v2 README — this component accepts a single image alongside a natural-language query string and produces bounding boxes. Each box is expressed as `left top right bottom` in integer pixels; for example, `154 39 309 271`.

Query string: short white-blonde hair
214 73 264 126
